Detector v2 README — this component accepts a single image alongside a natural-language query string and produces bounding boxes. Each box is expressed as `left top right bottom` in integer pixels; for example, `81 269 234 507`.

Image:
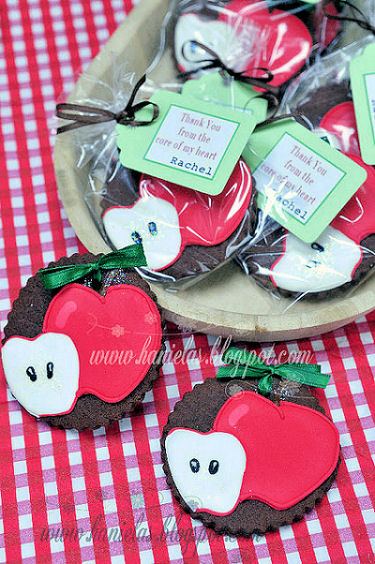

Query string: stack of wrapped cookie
59 0 373 306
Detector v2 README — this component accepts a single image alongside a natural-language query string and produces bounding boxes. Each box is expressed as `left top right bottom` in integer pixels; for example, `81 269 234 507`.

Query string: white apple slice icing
1 332 80 417
271 226 362 293
165 429 246 515
103 197 182 271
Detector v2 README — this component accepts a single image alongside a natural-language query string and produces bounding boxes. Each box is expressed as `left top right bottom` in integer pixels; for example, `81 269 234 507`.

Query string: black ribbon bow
55 75 159 134
178 40 280 96
179 40 310 131
323 0 375 35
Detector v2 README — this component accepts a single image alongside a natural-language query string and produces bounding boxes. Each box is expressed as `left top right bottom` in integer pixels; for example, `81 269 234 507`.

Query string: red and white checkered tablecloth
0 1 375 562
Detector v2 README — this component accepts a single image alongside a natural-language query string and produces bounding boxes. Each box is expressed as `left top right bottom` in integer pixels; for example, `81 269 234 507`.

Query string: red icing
320 105 375 243
331 153 375 243
320 102 360 156
218 1 313 86
212 391 340 512
138 158 252 249
54 299 78 328
314 2 340 48
43 283 162 410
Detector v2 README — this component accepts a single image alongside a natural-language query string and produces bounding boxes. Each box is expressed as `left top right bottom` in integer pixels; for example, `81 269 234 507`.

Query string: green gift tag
182 73 268 125
350 43 375 165
116 90 256 196
243 120 367 243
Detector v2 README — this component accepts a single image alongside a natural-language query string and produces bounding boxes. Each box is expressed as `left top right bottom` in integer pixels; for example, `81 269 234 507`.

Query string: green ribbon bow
38 244 147 290
216 347 331 397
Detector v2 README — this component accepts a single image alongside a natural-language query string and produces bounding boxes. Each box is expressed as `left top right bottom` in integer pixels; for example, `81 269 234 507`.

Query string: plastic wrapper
237 35 375 305
93 0 344 292
238 164 375 302
280 35 374 131
330 0 375 48
161 0 342 91
56 13 261 290
55 0 347 292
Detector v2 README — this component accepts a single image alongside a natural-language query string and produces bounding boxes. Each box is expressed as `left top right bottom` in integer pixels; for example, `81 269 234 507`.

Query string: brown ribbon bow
55 75 159 134
178 40 280 96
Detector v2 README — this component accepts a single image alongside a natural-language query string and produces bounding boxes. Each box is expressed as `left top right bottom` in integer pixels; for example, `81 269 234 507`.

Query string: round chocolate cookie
101 161 258 286
2 253 165 430
161 377 340 537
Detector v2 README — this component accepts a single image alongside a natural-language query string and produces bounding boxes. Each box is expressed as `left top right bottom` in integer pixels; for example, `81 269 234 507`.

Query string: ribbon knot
89 262 102 283
55 75 159 134
115 109 134 123
179 40 279 96
268 365 277 376
38 244 147 290
216 347 331 397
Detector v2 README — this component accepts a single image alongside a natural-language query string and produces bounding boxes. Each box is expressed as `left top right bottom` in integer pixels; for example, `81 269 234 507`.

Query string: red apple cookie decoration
240 0 340 49
2 276 162 417
166 390 340 515
214 391 339 511
44 283 162 404
320 102 360 156
103 159 253 271
314 2 341 48
331 153 375 245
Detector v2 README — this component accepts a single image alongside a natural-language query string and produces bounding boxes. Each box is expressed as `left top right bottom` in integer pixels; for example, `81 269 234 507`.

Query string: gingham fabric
0 1 375 562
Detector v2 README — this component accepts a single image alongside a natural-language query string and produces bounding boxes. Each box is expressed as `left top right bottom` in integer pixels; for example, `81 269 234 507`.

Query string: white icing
271 226 362 293
314 128 343 151
103 197 182 271
1 332 80 417
175 14 251 74
165 429 246 515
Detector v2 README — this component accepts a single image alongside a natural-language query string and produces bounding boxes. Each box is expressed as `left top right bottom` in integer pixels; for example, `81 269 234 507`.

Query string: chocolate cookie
101 160 258 286
161 377 340 536
1 252 165 430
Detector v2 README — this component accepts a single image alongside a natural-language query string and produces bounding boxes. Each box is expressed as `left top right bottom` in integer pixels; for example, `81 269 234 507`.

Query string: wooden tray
54 0 375 342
